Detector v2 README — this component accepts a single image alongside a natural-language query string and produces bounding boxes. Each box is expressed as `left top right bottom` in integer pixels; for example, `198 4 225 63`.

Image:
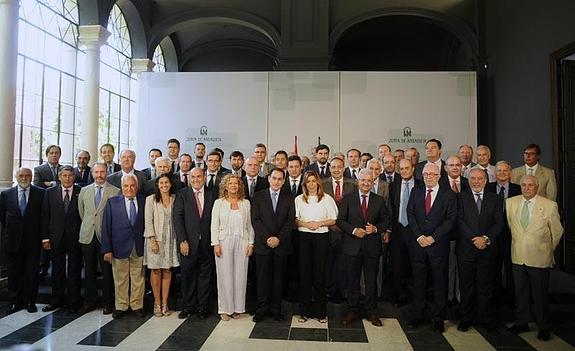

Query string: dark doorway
551 43 575 273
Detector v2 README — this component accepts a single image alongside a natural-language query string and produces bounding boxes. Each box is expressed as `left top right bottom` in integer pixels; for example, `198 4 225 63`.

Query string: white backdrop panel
340 72 477 157
268 72 340 155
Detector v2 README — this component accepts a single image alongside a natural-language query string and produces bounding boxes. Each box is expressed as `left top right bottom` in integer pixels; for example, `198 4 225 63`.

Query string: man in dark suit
141 148 162 180
191 142 206 170
282 155 303 196
106 149 147 194
254 143 274 177
251 169 295 322
100 143 121 176
389 159 422 305
33 144 62 188
173 167 216 320
338 169 390 327
382 154 401 186
143 157 185 196
0 168 44 314
101 174 146 319
306 144 331 178
41 166 83 313
456 168 503 333
485 160 521 307
73 150 93 187
229 151 246 177
440 155 470 305
205 150 230 192
407 163 457 333
167 138 181 174
344 148 362 180
323 157 357 303
414 139 448 181
176 153 194 186
243 156 269 201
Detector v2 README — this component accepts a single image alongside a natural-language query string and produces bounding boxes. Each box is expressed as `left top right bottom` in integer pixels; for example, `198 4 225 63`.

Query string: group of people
0 137 563 342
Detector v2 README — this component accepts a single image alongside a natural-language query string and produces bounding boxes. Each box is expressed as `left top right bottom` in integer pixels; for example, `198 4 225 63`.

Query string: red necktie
361 194 368 220
335 180 342 204
451 179 459 193
194 190 203 218
425 188 433 215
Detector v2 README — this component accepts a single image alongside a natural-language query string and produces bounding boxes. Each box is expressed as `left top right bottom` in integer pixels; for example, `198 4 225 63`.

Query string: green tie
520 200 530 229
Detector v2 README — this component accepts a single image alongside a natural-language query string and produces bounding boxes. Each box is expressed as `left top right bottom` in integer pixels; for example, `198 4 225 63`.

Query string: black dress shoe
112 310 127 319
133 309 146 318
7 304 23 315
272 312 284 321
197 308 209 320
103 305 114 315
537 329 551 341
481 323 498 333
433 320 445 333
252 314 263 323
507 324 529 334
178 309 192 319
42 304 61 312
457 321 471 332
78 305 96 315
407 318 424 329
27 304 37 313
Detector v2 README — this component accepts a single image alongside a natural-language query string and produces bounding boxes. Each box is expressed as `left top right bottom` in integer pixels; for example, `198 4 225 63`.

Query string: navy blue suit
101 195 145 258
407 184 457 321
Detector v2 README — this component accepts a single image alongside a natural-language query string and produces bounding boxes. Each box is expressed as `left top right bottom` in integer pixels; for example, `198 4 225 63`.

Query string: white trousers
215 235 250 314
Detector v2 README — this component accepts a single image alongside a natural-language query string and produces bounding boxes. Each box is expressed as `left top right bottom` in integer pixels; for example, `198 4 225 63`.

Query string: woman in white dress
211 174 255 321
144 174 180 317
295 170 338 323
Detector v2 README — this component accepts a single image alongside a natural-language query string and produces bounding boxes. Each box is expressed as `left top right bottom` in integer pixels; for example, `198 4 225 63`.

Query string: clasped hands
354 223 378 239
472 235 487 250
417 235 436 247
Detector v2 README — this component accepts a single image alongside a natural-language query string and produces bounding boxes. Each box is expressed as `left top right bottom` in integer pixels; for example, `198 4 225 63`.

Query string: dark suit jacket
337 192 390 258
456 191 503 257
389 178 423 226
282 175 303 196
322 177 357 201
485 181 521 200
141 167 153 180
251 189 295 256
243 175 269 201
205 169 230 192
191 160 205 170
107 169 148 194
306 162 331 178
0 185 44 253
172 186 215 255
143 175 185 197
382 172 401 185
231 169 247 178
106 163 121 175
101 194 145 258
33 163 61 188
343 167 360 180
414 160 448 181
440 176 471 194
41 185 82 248
73 166 93 187
407 185 457 248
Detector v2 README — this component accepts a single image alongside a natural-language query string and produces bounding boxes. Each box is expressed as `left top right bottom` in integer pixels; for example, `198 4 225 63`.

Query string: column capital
131 58 155 76
78 25 110 49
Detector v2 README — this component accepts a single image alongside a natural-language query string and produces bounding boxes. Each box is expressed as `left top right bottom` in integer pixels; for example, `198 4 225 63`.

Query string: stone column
0 0 19 188
78 25 110 165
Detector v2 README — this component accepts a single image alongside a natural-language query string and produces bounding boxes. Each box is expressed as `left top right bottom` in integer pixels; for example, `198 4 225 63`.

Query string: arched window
152 45 166 72
100 4 135 153
15 0 82 169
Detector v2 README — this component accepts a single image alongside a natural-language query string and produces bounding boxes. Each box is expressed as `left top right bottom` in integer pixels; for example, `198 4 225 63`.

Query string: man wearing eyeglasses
406 163 457 333
511 144 556 201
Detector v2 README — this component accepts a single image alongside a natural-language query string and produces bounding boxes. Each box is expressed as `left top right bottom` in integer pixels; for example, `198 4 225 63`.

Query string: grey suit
78 182 120 308
33 163 61 188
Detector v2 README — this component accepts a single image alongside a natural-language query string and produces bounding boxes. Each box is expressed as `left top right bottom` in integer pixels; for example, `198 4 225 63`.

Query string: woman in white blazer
144 174 180 317
211 174 255 321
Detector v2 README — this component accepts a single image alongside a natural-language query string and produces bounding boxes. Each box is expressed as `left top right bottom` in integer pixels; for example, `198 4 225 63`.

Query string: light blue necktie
271 192 278 213
94 185 102 208
129 198 137 226
399 181 410 226
19 189 27 215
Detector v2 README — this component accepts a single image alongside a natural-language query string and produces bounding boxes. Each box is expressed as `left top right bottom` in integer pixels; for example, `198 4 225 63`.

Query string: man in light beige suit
78 162 120 315
506 175 563 342
511 144 557 201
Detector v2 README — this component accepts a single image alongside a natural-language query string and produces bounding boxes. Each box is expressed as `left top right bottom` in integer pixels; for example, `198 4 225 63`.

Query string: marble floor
0 301 574 351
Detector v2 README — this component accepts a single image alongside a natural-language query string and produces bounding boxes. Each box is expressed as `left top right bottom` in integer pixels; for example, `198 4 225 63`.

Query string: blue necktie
19 189 27 215
95 186 102 208
475 193 482 214
399 181 410 226
271 192 278 213
129 198 137 226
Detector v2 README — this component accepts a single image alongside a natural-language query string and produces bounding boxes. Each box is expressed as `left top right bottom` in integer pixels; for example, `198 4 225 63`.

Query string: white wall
135 71 476 168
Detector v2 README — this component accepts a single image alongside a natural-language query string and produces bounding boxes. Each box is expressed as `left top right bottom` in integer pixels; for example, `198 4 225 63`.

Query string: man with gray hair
101 174 146 319
405 147 420 166
467 145 496 182
143 156 185 196
458 144 476 176
0 168 45 314
78 162 120 315
107 149 147 193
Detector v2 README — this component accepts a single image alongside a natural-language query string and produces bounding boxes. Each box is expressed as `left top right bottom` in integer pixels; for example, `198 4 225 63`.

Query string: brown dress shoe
367 314 382 327
341 311 359 325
